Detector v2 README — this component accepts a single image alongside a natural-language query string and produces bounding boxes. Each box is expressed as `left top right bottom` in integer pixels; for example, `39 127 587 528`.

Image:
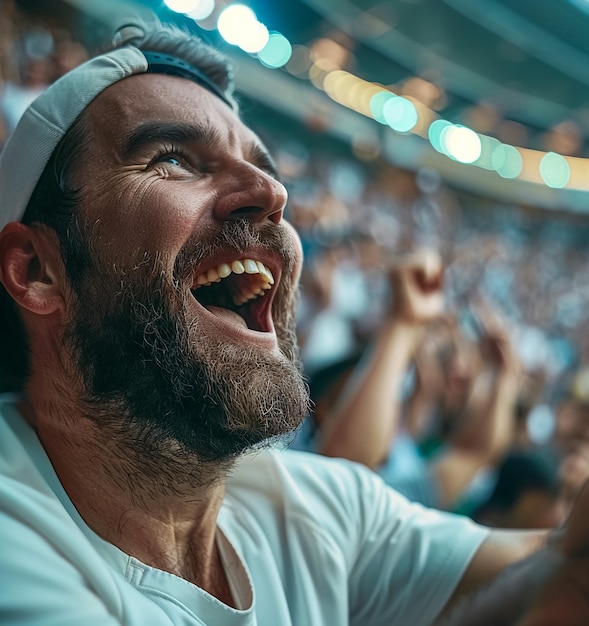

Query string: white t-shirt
0 395 489 625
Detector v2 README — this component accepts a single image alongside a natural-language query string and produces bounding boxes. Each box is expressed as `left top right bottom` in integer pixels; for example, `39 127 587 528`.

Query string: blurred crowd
0 0 88 149
271 137 589 528
272 142 589 376
3 0 589 531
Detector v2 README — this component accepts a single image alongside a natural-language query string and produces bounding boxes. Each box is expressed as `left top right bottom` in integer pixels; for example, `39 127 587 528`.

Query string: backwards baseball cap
0 24 234 233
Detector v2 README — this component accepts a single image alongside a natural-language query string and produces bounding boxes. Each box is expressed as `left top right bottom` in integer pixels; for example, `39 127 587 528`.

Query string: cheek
85 176 208 265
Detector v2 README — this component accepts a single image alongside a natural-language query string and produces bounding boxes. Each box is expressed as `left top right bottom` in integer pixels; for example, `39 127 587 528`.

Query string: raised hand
389 248 445 325
471 299 520 379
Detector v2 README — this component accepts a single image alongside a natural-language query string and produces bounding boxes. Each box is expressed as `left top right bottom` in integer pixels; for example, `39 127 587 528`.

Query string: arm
404 326 451 441
448 305 519 459
432 310 520 508
317 249 444 469
439 527 548 620
440 482 589 625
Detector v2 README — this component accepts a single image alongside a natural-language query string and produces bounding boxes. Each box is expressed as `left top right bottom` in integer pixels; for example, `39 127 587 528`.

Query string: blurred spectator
0 0 27 84
0 8 88 148
51 38 88 80
293 250 521 511
469 366 589 529
298 233 389 372
473 452 564 529
0 55 52 136
553 366 589 456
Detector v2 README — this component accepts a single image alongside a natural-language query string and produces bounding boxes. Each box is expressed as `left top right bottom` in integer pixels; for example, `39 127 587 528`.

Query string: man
0 19 588 625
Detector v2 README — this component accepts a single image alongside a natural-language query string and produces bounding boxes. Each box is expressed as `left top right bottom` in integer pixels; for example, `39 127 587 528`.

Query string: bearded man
1 19 589 626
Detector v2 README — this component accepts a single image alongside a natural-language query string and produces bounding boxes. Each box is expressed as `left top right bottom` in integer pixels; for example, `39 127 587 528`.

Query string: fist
389 248 445 324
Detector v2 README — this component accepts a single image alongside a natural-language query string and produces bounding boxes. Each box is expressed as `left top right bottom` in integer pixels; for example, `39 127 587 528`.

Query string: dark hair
0 21 235 392
473 451 559 521
308 350 366 405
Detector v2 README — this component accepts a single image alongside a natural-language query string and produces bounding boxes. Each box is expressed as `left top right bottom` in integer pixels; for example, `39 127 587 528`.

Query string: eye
147 144 212 177
152 149 187 168
160 154 182 167
148 144 192 171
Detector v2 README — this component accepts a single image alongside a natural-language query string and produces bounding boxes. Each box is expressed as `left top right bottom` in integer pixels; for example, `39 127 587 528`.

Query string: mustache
173 219 296 282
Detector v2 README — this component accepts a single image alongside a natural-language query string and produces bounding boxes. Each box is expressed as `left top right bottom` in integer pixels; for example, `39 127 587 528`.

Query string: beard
60 219 309 490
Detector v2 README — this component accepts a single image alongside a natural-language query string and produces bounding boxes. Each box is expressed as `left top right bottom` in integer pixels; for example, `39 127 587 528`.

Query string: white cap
0 46 148 232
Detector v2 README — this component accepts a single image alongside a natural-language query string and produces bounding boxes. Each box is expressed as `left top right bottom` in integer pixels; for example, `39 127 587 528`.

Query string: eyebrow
123 121 220 157
122 120 281 181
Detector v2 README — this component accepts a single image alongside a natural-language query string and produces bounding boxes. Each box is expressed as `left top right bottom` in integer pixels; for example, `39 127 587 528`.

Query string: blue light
540 152 570 188
428 119 453 153
382 96 418 133
369 91 395 124
258 33 292 68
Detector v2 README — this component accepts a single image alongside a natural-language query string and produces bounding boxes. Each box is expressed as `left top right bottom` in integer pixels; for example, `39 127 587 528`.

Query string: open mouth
191 258 276 332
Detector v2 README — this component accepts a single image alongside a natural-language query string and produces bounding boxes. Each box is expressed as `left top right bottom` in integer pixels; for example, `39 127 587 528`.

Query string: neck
23 393 236 604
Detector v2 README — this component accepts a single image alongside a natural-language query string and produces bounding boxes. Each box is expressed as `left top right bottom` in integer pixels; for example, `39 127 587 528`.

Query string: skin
0 70 586 621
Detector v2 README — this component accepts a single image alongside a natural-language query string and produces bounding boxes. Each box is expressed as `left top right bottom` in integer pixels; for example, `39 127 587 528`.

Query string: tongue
206 305 248 329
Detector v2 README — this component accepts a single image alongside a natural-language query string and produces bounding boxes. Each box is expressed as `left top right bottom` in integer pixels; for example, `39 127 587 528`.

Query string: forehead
82 73 258 152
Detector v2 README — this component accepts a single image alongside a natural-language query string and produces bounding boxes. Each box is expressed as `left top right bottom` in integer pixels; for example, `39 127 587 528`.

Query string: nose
213 161 287 225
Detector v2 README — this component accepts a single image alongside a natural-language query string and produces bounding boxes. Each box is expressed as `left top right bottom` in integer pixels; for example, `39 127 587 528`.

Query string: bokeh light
441 125 482 163
285 45 313 76
539 151 570 188
382 96 418 132
217 4 257 45
428 119 452 153
258 32 292 68
187 0 215 20
323 70 348 96
369 91 395 124
238 20 269 53
474 135 501 170
491 144 523 178
164 0 201 13
310 38 349 69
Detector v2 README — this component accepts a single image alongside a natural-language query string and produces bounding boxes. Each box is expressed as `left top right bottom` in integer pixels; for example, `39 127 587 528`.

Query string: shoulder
226 447 407 513
223 448 491 625
223 449 406 548
0 395 127 624
225 447 487 545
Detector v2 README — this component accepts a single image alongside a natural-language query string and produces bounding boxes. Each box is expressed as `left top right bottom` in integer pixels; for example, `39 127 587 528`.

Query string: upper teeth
194 258 275 306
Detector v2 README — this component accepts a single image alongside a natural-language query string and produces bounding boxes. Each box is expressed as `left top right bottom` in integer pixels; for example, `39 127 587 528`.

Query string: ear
0 222 65 316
